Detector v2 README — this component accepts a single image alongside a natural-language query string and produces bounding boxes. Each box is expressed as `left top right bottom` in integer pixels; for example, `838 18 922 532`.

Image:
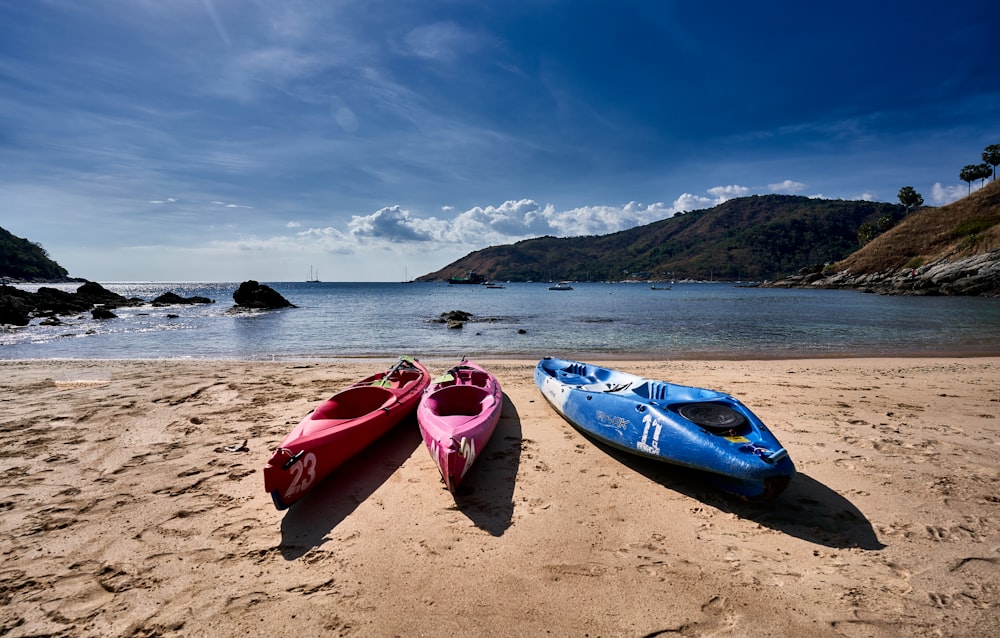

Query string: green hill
418 195 906 282
835 179 999 274
0 226 72 281
764 180 1000 295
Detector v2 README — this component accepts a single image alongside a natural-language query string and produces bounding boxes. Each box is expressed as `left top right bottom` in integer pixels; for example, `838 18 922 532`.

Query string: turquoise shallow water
2 281 999 359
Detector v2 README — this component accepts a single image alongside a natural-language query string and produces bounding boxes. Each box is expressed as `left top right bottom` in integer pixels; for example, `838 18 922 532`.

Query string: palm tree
973 163 992 188
982 144 1000 182
960 164 978 194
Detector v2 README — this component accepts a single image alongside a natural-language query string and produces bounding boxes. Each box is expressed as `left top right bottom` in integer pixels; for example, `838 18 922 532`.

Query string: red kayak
417 360 503 492
264 356 429 510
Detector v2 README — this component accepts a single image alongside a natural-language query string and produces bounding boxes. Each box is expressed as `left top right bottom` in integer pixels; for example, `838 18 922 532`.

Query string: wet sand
1 357 998 637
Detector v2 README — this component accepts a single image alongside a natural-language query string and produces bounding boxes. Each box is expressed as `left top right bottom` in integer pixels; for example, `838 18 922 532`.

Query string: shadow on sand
278 417 422 560
594 439 885 550
447 394 522 537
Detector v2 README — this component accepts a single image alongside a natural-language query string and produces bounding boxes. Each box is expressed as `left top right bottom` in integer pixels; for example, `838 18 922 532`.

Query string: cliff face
766 181 1000 296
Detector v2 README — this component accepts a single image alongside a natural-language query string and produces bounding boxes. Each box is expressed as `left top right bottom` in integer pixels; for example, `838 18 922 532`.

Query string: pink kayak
264 356 429 510
417 360 503 492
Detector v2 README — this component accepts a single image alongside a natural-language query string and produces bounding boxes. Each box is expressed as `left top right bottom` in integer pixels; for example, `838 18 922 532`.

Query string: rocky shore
0 280 295 326
764 248 1000 296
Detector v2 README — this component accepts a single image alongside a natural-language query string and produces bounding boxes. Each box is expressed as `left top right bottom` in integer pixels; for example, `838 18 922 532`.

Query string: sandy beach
1 357 998 637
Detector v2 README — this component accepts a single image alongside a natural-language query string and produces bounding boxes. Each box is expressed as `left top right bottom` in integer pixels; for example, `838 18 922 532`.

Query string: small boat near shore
534 357 794 500
417 360 503 492
548 282 574 291
263 356 429 510
448 271 485 285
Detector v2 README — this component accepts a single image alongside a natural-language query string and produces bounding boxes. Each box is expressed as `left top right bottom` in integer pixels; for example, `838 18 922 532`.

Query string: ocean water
2 281 999 360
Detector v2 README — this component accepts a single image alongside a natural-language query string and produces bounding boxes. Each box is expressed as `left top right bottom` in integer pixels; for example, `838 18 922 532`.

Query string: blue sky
1 0 997 282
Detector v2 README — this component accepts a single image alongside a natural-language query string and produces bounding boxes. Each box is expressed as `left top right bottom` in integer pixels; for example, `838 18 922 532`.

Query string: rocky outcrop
76 281 143 308
433 309 472 329
151 292 214 306
0 289 33 326
0 281 144 326
231 280 295 310
765 249 1000 297
0 281 214 326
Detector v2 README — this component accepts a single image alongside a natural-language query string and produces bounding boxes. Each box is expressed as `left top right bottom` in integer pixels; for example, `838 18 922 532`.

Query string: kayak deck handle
282 449 305 470
766 448 789 462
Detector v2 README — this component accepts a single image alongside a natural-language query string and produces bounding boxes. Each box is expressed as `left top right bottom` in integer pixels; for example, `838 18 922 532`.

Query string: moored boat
417 360 503 492
448 271 485 285
548 282 573 290
264 356 429 510
534 357 794 499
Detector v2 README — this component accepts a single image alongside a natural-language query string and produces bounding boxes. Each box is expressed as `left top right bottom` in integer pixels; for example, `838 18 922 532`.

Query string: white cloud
212 200 253 209
768 179 806 193
707 185 750 200
286 221 301 228
348 205 436 241
544 201 672 236
450 199 552 239
672 193 713 212
931 182 968 205
671 184 750 213
338 198 680 246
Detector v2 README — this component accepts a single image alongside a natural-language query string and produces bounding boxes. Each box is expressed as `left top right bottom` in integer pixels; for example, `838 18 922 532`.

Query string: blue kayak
535 357 795 499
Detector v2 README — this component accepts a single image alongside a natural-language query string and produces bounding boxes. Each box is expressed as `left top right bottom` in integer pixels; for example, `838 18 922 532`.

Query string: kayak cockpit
423 384 493 417
311 386 395 420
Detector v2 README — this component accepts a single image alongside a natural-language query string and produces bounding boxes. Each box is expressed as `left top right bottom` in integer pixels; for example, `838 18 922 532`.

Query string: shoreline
5 344 1000 363
2 357 998 636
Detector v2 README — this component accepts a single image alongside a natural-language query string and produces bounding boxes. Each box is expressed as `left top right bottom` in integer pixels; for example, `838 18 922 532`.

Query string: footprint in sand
40 568 115 623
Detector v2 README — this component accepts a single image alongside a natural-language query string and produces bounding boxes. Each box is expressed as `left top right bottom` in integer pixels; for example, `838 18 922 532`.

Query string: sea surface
2 281 999 360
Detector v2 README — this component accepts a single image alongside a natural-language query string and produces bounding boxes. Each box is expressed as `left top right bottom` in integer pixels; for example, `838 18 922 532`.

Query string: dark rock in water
2 280 150 324
75 281 144 309
434 309 472 323
0 287 32 326
23 280 142 316
152 292 214 306
91 307 117 320
432 309 473 329
232 280 295 309
33 286 94 315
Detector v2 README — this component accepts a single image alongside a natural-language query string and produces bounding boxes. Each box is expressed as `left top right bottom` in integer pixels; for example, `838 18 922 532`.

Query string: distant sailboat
307 266 320 283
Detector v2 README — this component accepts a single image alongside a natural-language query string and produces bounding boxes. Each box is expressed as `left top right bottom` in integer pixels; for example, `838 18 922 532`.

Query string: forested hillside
419 195 905 282
0 226 72 281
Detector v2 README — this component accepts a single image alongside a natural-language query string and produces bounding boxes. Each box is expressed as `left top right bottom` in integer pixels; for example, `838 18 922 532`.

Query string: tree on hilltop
857 222 876 246
897 186 923 213
974 163 992 187
983 144 1000 182
959 164 991 194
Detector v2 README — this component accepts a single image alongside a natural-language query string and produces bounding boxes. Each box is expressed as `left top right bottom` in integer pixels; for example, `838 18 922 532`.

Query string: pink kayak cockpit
423 384 494 418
